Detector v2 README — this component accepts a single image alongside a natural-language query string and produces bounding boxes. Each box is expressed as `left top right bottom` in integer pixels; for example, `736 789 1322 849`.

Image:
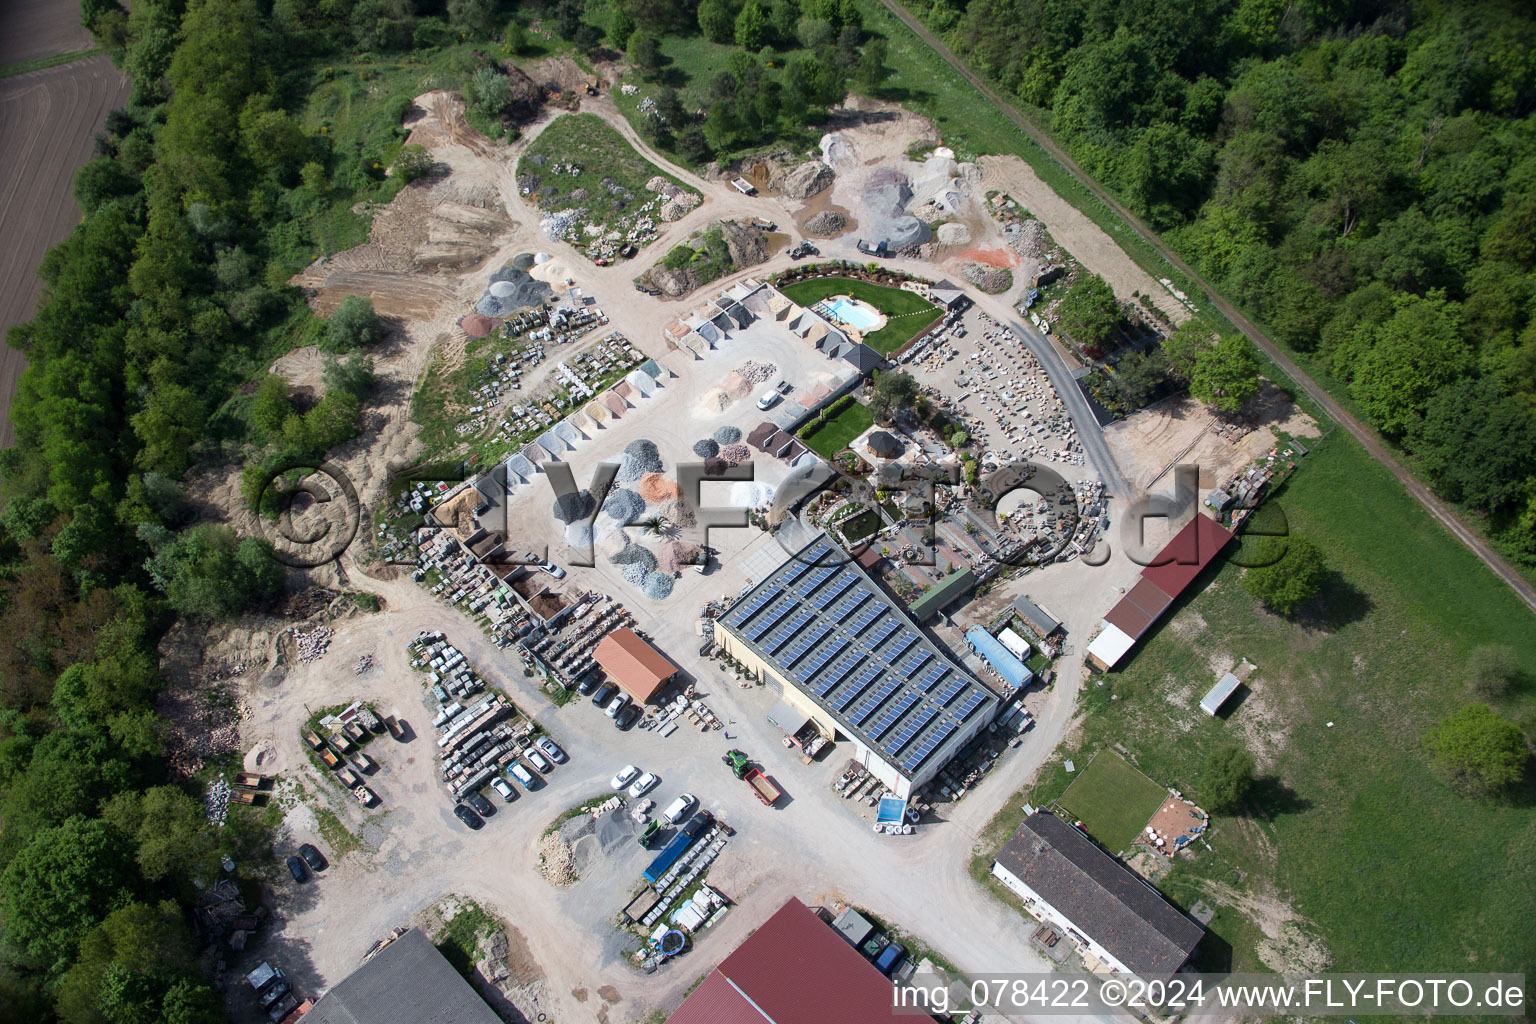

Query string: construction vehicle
637 819 662 848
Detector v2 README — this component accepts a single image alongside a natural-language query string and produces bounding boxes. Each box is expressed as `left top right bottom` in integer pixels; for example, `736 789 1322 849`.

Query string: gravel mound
617 438 664 482
736 360 776 385
719 442 750 463
601 488 645 523
538 833 576 886
937 222 971 246
621 562 647 584
638 473 683 502
962 262 1013 294
656 498 696 528
658 541 702 574
804 209 848 235
611 544 658 571
551 490 595 524
693 438 720 458
731 481 775 507
713 426 742 444
641 572 675 600
565 522 593 548
1012 219 1048 258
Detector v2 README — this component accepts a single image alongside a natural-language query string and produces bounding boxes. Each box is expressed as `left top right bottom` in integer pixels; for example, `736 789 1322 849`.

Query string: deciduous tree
1425 704 1528 798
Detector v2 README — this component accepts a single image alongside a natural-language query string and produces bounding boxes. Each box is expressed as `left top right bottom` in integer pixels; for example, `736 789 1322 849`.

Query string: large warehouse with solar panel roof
714 534 1001 798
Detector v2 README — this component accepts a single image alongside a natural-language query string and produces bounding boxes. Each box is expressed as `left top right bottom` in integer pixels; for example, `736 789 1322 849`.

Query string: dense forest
0 0 881 1019
909 0 1536 564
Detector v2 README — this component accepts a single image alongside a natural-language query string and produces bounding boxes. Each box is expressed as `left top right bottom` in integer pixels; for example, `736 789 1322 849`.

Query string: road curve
877 0 1536 616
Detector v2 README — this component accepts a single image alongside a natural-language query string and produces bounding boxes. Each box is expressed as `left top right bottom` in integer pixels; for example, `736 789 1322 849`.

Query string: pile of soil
722 220 769 267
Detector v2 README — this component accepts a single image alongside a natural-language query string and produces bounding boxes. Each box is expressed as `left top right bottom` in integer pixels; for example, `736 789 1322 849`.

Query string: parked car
615 704 641 730
628 771 659 799
604 692 629 719
491 777 517 802
576 673 600 696
454 804 484 830
756 390 781 410
297 843 327 872
524 551 566 578
258 978 291 1010
284 855 307 883
536 736 567 763
611 764 641 790
591 681 617 707
526 749 553 773
465 790 495 817
663 794 696 824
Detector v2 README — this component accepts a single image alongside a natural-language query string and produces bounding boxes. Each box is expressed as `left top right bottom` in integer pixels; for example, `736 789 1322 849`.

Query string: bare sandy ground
1104 381 1320 491
0 55 129 447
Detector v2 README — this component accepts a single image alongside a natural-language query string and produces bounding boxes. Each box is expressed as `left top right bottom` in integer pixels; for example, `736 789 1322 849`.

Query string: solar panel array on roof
834 664 884 711
720 535 998 784
850 677 905 726
885 705 940 756
869 690 922 740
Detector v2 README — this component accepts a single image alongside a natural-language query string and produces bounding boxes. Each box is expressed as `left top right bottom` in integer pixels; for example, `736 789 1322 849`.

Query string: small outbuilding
866 430 904 458
1200 672 1242 716
592 628 678 704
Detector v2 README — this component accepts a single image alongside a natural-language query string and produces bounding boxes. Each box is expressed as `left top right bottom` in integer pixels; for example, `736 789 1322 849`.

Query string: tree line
912 0 1536 565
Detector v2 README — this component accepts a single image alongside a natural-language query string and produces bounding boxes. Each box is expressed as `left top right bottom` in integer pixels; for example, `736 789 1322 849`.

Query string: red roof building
667 898 915 1024
592 628 678 703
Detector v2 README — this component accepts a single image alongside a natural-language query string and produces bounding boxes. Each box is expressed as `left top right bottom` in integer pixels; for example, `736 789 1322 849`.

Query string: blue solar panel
833 664 883 711
864 617 898 649
780 556 814 584
796 565 836 598
915 664 948 692
881 630 918 664
766 608 816 653
850 677 903 726
813 656 859 697
885 704 940 756
847 602 883 635
831 587 871 620
869 691 921 740
747 599 794 641
936 676 968 705
902 718 958 773
895 649 931 679
726 585 779 627
792 631 838 677
785 622 833 666
953 690 988 721
811 572 856 609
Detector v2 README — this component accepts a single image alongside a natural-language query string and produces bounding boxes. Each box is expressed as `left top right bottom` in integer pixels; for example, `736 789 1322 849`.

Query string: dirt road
0 55 129 447
878 0 1536 616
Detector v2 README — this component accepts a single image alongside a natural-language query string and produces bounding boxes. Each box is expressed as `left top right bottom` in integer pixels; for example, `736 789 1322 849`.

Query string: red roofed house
667 898 919 1024
1087 514 1234 671
592 628 678 704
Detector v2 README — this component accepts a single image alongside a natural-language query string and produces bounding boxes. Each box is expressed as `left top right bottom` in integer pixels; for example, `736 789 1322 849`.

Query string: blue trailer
641 813 710 884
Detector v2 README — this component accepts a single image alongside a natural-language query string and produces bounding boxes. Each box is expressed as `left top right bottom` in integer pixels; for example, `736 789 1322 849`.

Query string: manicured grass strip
1057 751 1167 853
801 401 875 458
0 48 103 79
777 277 938 355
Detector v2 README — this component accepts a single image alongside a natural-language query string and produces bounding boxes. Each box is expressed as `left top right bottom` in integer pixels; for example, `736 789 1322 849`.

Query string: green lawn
777 277 939 355
983 433 1536 975
517 112 696 238
1057 752 1167 853
801 401 875 458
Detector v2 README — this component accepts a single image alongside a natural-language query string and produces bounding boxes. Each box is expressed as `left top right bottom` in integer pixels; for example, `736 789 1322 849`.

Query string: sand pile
819 132 857 171
722 371 752 399
699 388 732 413
638 473 683 502
713 425 742 444
937 222 971 246
719 442 750 463
564 522 593 548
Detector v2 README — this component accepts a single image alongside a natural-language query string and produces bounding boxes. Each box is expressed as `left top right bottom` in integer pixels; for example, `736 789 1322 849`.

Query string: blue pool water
825 297 882 330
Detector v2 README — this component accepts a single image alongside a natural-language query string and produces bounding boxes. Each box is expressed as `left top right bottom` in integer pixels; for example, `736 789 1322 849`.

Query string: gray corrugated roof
995 813 1203 977
304 928 501 1024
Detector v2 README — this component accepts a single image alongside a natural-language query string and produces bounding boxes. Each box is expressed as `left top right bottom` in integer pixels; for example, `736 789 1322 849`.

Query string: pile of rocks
292 626 334 664
205 776 231 825
803 209 847 235
538 833 576 886
962 262 1013 294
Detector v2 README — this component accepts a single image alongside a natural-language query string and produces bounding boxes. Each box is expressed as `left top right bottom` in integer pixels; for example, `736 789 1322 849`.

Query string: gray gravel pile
551 490 595 524
860 166 930 250
611 544 658 571
601 488 645 523
641 572 675 600
692 438 720 458
617 438 664 482
713 426 742 444
621 562 647 584
479 262 553 315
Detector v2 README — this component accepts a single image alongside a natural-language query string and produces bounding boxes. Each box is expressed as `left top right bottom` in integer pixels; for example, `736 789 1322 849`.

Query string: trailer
730 177 757 195
744 767 781 806
642 813 710 884
234 772 269 790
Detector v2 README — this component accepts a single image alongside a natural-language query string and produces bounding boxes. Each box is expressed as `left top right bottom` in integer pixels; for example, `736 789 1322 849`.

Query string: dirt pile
781 160 834 200
937 222 971 246
638 473 683 502
804 209 847 235
645 264 696 297
722 220 769 268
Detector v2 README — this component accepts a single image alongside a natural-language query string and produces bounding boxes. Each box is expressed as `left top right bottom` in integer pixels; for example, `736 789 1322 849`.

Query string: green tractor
637 819 662 848
722 749 751 779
